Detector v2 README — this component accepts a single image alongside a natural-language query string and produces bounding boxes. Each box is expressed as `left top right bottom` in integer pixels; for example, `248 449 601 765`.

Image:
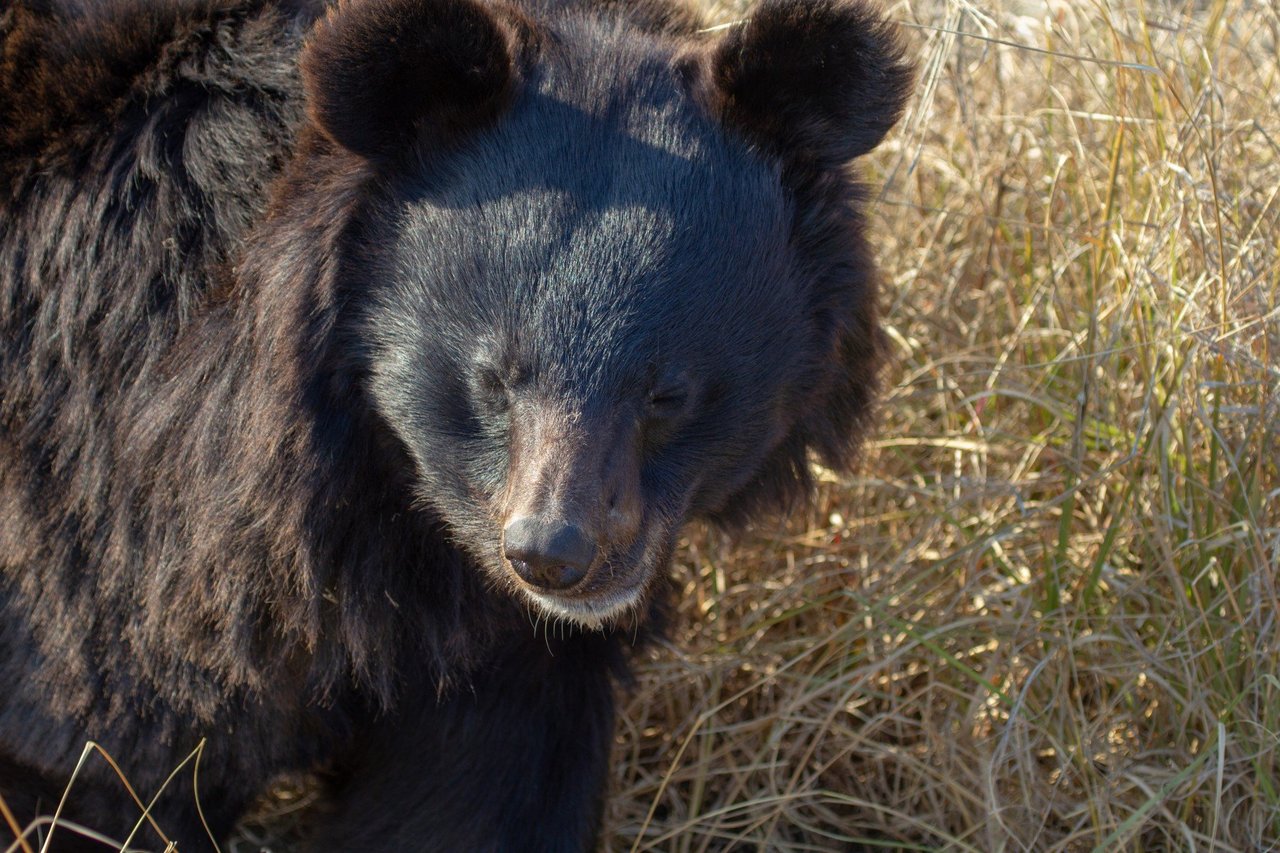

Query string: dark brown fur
0 1 912 849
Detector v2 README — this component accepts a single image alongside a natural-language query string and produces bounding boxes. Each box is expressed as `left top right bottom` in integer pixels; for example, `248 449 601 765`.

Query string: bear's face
301 0 913 626
360 54 807 625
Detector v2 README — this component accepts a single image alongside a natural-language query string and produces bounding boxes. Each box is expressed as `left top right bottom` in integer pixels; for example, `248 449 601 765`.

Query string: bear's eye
647 378 691 420
472 368 509 411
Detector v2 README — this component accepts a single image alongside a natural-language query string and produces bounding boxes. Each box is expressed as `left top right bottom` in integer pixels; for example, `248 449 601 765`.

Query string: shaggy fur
0 0 912 849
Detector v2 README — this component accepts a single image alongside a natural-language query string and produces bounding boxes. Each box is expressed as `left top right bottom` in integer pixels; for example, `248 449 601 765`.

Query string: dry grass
7 0 1280 851
606 0 1280 849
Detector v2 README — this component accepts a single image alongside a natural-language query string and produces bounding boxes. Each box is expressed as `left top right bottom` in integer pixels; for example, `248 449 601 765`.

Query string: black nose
503 516 596 592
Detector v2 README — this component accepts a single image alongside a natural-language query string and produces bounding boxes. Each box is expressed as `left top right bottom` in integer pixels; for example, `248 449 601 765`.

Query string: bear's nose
503 516 596 592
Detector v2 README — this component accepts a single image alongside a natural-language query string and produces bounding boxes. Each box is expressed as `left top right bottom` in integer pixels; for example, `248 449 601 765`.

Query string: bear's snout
501 400 647 610
503 516 596 591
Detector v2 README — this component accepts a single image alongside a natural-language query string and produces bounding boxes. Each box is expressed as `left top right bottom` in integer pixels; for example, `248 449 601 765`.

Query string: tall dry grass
603 0 1280 850
6 1 1278 851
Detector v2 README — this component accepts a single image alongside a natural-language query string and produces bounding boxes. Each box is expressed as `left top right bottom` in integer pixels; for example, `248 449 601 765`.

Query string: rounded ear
300 0 524 160
707 0 914 166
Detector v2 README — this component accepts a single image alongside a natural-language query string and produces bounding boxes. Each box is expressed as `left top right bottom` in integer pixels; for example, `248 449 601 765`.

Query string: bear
0 0 913 849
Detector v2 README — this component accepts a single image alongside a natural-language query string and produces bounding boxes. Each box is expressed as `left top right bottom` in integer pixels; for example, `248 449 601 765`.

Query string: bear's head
296 0 913 628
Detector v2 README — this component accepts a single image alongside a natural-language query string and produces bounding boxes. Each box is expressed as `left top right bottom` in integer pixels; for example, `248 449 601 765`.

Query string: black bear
0 0 912 849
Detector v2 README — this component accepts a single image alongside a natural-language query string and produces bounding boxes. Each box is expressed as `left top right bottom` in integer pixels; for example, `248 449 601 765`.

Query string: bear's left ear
300 0 527 160
704 0 914 168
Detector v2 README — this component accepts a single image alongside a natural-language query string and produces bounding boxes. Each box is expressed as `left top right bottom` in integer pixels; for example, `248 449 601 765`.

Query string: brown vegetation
598 0 1280 849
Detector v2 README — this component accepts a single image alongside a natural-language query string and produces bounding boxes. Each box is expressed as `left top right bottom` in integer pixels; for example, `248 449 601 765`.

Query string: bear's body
0 0 911 849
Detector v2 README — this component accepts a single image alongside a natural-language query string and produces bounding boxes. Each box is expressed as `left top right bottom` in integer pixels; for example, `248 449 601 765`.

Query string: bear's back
0 0 308 402
0 0 314 819
0 0 307 586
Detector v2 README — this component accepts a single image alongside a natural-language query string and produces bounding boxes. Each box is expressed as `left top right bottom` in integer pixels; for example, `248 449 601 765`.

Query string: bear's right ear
300 0 525 160
702 0 914 169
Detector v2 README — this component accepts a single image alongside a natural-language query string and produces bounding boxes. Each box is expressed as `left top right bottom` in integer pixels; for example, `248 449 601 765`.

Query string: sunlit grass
607 0 1280 849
